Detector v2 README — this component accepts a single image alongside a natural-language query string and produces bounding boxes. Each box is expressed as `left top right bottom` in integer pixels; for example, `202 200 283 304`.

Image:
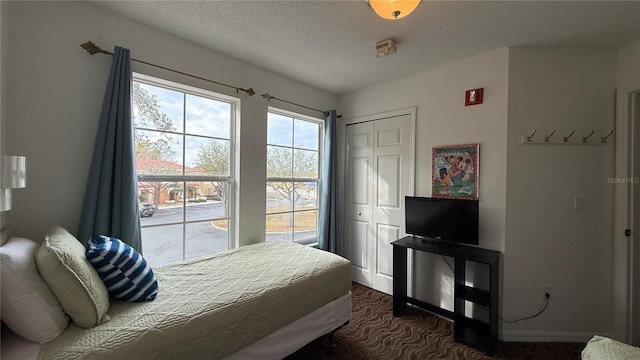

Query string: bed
0 228 352 360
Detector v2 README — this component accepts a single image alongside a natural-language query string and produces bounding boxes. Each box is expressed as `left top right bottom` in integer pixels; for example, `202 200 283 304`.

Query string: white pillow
0 237 69 343
35 226 110 328
582 335 640 360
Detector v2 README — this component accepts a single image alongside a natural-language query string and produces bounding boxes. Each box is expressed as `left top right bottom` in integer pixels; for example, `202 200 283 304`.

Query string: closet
344 110 415 294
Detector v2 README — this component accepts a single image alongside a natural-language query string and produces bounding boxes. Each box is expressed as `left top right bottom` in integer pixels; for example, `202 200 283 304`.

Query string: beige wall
4 1 337 244
0 1 8 229
340 46 619 341
339 47 510 316
505 48 617 340
617 38 640 88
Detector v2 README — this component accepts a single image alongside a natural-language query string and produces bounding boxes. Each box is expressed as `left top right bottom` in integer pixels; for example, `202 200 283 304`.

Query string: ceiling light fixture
367 0 421 20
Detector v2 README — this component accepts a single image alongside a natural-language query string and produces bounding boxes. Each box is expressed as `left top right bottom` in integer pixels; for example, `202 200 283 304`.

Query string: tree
194 140 230 206
135 137 175 162
266 146 318 210
133 82 176 133
133 82 178 208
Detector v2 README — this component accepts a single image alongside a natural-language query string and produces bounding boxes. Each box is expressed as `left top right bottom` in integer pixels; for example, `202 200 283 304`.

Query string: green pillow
35 226 110 328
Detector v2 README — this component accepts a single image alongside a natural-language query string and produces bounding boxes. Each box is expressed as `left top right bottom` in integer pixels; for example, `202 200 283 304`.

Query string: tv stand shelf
391 235 500 355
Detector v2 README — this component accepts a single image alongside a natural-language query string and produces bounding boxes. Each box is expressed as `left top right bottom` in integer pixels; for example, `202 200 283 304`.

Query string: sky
133 82 231 169
133 81 321 172
267 112 320 150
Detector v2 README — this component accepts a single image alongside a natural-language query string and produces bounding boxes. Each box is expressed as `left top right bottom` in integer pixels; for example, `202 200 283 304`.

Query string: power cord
439 255 550 323
499 293 550 323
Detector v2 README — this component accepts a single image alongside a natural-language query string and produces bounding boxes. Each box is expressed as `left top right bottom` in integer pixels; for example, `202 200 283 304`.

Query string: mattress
38 241 351 360
2 293 351 360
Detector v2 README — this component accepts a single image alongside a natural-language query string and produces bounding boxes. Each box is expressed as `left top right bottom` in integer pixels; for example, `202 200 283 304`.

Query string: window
266 109 323 245
133 74 237 267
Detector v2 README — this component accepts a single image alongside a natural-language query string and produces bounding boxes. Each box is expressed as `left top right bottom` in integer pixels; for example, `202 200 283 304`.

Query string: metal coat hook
601 130 614 143
526 129 537 142
563 130 575 143
582 130 595 143
544 129 556 143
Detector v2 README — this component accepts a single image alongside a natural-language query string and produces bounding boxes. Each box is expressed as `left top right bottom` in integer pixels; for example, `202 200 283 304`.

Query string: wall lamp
0 155 27 212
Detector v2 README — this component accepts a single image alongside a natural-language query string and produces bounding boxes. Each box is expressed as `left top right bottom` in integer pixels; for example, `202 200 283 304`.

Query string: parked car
139 203 156 217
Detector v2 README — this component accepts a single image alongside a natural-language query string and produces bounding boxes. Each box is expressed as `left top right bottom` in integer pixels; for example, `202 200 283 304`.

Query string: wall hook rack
521 129 613 145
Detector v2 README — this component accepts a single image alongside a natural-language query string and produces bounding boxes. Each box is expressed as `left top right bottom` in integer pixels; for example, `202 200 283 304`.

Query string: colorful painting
432 143 479 200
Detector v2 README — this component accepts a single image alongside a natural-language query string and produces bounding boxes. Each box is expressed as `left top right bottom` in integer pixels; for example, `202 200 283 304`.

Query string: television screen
405 196 479 245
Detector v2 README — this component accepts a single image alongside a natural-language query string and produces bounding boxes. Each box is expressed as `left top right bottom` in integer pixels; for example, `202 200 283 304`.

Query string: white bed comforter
582 336 640 360
39 241 351 360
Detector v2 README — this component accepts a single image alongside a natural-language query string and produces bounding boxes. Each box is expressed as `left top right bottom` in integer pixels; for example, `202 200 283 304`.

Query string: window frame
266 107 324 245
133 73 239 262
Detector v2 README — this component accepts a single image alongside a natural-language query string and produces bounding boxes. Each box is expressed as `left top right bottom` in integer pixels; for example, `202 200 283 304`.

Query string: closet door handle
357 211 362 216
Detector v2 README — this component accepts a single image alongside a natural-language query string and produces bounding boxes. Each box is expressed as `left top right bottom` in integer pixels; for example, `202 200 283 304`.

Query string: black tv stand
419 237 460 249
391 235 500 355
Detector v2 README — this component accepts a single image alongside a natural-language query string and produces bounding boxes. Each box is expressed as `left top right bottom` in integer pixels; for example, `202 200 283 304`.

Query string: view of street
140 202 227 267
130 79 321 268
141 200 317 267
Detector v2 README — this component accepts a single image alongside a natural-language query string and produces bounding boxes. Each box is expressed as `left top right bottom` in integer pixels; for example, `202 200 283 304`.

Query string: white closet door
345 121 374 287
345 113 414 295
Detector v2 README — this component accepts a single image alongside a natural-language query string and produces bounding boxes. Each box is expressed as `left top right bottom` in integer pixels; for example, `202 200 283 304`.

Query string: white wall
617 38 640 88
4 1 337 244
0 1 8 229
504 48 616 340
339 46 619 341
339 48 509 311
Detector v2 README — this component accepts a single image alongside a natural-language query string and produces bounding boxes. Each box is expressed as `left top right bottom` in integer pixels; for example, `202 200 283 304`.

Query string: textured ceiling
93 1 640 95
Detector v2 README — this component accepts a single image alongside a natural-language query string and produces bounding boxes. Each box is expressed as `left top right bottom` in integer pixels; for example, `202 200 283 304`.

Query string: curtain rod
80 41 255 96
261 93 342 119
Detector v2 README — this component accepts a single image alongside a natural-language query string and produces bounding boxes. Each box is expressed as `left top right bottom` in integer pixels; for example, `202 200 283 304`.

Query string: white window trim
266 107 324 245
133 72 240 256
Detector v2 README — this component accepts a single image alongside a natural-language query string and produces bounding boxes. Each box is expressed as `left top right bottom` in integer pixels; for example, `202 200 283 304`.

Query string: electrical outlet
543 284 552 296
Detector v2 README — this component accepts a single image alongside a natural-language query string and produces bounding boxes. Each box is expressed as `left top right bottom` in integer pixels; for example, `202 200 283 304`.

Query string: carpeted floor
287 283 585 359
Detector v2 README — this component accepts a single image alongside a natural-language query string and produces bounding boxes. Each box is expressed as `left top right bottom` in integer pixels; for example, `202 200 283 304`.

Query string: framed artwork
432 143 479 200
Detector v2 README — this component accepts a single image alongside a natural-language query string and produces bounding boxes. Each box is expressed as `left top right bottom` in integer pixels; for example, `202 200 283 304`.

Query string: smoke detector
376 38 397 58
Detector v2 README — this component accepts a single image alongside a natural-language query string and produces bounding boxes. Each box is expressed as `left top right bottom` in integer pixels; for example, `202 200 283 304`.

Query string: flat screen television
405 196 479 246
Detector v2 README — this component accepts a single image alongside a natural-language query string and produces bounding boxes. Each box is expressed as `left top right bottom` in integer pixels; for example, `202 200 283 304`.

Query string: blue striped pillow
86 235 158 302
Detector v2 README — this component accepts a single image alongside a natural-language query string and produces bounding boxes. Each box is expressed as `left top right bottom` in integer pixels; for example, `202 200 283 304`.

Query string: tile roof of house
136 158 204 175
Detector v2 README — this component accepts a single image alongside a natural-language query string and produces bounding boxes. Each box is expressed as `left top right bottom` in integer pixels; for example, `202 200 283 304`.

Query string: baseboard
500 330 612 343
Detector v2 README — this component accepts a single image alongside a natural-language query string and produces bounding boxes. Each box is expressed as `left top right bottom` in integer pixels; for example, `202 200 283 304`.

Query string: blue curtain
78 46 142 252
318 110 338 253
